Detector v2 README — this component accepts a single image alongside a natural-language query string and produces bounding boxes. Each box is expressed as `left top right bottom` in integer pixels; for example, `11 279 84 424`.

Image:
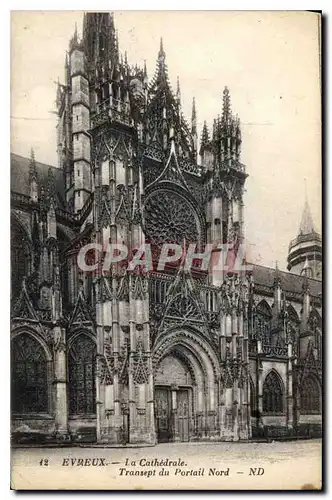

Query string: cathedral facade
11 13 322 445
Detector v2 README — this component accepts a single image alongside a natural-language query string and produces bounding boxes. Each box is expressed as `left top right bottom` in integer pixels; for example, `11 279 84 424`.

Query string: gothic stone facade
11 13 322 445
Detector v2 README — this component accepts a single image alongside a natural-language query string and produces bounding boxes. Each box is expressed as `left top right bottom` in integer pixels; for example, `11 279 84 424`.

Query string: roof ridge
250 262 321 283
11 152 56 170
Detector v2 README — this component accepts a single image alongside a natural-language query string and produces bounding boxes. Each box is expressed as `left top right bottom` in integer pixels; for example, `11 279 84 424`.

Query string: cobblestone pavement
12 439 322 491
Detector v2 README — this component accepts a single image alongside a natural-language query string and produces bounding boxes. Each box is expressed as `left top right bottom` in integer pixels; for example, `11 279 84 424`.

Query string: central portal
154 386 190 442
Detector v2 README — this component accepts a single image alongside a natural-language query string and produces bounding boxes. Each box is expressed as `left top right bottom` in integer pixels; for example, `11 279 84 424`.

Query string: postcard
10 10 322 490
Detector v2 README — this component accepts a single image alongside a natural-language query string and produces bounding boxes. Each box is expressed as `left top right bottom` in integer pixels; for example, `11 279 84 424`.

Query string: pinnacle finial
47 166 56 204
29 148 37 181
30 147 35 163
212 118 218 141
192 97 196 120
144 59 147 77
176 76 181 104
159 37 165 58
274 260 281 287
200 121 210 156
201 121 210 147
222 86 231 123
155 37 166 82
191 97 197 136
110 12 115 30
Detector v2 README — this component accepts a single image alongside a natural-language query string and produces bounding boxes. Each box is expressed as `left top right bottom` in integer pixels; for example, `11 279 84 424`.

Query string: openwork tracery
143 190 200 246
68 334 96 415
300 375 321 414
262 370 284 414
11 333 48 414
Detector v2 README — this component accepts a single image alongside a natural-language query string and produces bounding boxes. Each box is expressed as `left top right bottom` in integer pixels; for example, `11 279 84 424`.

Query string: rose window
143 190 200 246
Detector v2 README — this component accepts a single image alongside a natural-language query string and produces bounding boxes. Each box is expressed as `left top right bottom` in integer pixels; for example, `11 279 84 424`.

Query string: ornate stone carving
132 340 149 385
143 190 200 246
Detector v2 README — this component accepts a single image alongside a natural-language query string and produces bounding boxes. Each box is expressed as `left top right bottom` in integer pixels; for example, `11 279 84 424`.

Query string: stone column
171 385 179 442
53 325 69 441
232 309 239 441
95 324 103 443
286 341 294 430
257 343 264 431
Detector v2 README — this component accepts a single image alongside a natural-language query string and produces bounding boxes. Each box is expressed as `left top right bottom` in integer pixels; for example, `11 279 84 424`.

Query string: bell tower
79 13 155 445
287 195 322 279
203 87 247 286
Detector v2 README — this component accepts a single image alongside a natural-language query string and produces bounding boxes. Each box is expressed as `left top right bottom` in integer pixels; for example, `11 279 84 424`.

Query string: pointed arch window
11 333 49 414
68 335 96 415
262 371 284 414
255 300 272 343
300 376 321 414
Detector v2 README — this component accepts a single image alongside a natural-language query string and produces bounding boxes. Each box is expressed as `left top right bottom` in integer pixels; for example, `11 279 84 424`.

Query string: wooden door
155 387 171 443
177 389 190 442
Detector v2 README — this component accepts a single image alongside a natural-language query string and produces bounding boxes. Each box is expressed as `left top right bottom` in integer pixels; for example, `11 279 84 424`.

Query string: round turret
287 198 322 279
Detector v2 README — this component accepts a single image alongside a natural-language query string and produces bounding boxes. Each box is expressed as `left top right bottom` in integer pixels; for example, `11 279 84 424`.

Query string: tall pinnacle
159 37 165 60
176 76 181 105
153 37 167 86
200 121 210 148
222 86 231 123
29 148 37 181
47 166 56 205
191 97 197 134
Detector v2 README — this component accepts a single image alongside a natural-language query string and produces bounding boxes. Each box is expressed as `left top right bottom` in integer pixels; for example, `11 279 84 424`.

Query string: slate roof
251 263 322 298
11 153 66 208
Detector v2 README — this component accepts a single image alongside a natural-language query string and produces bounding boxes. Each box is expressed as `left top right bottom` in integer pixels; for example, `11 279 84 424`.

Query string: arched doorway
153 329 220 443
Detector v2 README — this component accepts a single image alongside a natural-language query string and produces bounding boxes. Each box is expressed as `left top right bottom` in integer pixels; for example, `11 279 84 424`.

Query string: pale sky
11 11 321 270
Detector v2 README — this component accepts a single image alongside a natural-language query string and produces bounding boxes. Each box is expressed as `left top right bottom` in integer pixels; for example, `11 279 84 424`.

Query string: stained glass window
68 335 96 415
262 371 284 414
300 376 321 414
11 333 48 414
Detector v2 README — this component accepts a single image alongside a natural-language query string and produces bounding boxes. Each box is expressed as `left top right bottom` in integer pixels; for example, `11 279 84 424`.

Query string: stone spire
299 198 315 235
